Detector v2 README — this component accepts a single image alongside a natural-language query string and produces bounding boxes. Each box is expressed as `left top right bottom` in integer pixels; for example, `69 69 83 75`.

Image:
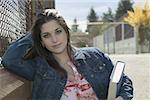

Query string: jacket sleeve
118 74 133 100
95 48 133 100
1 33 36 81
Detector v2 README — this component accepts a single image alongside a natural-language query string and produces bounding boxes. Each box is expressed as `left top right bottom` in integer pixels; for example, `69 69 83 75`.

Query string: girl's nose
51 35 57 43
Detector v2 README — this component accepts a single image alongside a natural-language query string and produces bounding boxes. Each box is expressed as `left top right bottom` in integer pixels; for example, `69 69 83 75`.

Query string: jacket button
90 74 94 78
99 66 103 70
103 63 106 66
43 73 47 77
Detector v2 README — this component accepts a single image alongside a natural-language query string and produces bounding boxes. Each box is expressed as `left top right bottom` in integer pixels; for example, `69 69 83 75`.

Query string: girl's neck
53 49 70 65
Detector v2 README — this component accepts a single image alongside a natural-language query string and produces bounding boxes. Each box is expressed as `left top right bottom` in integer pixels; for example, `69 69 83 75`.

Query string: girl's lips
52 43 61 48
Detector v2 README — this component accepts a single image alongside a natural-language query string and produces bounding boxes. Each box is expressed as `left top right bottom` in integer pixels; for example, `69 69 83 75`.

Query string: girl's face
41 20 68 55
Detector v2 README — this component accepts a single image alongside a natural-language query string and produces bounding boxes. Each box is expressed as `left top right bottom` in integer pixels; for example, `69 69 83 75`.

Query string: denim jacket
2 33 133 100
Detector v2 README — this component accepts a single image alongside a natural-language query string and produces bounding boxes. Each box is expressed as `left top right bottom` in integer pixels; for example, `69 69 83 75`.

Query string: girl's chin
51 48 66 54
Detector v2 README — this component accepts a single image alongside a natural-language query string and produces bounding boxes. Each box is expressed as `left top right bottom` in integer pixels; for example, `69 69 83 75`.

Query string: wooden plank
0 69 31 100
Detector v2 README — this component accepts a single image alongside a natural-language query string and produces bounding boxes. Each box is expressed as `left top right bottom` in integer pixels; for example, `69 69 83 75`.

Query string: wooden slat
0 68 31 100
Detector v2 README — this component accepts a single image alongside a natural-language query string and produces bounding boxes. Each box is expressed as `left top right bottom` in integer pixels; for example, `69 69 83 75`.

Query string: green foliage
101 8 115 22
78 41 87 47
124 2 150 45
87 7 98 22
139 25 150 44
115 0 133 20
86 7 100 38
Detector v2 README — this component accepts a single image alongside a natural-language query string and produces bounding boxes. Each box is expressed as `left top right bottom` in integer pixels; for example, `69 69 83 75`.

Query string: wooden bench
0 68 31 100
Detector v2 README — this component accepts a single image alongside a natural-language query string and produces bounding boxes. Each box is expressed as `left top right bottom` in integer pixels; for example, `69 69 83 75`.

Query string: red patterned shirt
61 62 98 100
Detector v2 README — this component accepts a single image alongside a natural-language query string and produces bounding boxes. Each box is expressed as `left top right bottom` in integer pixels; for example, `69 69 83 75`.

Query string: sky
55 0 147 31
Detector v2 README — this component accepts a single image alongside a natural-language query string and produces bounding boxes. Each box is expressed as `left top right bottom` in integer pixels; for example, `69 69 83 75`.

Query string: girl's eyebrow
55 27 61 31
41 32 49 35
41 27 62 35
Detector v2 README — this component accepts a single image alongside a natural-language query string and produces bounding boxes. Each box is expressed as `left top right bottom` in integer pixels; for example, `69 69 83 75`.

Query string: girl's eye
42 33 49 38
56 29 62 34
43 35 48 38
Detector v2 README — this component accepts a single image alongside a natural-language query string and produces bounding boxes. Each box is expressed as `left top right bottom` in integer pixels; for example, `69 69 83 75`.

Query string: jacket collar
73 47 91 60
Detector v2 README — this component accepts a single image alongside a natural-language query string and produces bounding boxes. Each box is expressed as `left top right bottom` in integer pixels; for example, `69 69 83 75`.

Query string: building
93 22 149 54
103 22 136 54
93 34 104 52
70 32 90 47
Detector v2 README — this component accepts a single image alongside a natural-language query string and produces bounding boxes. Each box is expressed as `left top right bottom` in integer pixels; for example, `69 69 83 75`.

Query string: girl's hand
43 9 61 17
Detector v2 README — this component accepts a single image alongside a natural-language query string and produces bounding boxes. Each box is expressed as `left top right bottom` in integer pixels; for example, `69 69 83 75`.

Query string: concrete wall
103 26 115 54
115 37 136 54
103 33 136 54
95 23 139 54
93 34 104 52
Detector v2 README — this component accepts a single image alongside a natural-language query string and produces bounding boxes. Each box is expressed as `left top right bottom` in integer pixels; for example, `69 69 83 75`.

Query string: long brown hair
24 9 73 76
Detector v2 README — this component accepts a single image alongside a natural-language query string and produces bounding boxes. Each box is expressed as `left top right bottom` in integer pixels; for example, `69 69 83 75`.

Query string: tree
86 7 100 38
101 8 115 22
71 18 79 32
124 1 150 52
87 7 98 22
115 0 133 20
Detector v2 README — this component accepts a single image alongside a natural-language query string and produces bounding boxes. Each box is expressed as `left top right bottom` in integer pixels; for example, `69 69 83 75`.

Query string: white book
107 61 125 100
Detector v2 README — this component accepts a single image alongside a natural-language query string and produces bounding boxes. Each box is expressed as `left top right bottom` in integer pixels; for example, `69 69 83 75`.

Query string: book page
112 62 125 83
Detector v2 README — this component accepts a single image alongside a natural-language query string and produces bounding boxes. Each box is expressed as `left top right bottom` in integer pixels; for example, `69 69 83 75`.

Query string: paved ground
109 53 150 100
